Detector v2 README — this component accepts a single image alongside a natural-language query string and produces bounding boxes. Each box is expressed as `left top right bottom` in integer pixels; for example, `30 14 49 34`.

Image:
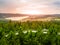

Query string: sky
0 0 60 14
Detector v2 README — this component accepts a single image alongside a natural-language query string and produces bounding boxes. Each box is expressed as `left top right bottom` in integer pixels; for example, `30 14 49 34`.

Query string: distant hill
0 13 60 18
0 13 27 18
0 13 60 21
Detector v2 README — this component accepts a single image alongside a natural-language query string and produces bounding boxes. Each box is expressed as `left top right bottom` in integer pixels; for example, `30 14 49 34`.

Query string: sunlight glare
16 9 43 15
20 0 28 3
5 16 29 21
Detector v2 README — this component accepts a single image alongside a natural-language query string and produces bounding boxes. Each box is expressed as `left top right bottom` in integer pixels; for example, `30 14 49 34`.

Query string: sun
16 8 43 15
17 10 43 15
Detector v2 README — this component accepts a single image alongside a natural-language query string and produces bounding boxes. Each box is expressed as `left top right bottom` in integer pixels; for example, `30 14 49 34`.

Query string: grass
0 21 60 45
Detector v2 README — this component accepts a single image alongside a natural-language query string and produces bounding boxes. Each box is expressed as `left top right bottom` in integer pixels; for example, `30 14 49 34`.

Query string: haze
0 0 60 14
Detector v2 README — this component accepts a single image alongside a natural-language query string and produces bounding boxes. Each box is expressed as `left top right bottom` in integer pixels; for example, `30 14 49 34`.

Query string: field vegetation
0 21 60 45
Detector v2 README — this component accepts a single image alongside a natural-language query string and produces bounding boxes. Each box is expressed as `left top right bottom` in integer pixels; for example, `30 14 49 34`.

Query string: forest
0 21 60 45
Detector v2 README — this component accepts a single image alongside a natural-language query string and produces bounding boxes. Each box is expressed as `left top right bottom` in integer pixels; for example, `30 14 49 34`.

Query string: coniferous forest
0 21 60 45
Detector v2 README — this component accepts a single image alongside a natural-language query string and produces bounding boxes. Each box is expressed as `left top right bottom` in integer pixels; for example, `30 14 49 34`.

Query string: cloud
52 1 60 7
0 0 17 8
48 0 60 11
0 0 18 13
0 0 60 14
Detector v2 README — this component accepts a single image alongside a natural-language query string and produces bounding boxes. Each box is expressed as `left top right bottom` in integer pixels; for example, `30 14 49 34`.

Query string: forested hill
0 13 60 18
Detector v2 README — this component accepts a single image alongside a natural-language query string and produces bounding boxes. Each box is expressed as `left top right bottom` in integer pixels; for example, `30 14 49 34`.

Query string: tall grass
0 21 60 45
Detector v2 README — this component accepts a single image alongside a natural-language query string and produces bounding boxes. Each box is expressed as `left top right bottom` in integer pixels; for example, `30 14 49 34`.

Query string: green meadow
0 21 60 45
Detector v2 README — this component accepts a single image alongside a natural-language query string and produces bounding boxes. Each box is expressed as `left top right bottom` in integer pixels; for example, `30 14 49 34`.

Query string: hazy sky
0 0 60 14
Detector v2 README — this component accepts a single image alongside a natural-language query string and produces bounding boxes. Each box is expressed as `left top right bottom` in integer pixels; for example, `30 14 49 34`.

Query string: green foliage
0 21 60 45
